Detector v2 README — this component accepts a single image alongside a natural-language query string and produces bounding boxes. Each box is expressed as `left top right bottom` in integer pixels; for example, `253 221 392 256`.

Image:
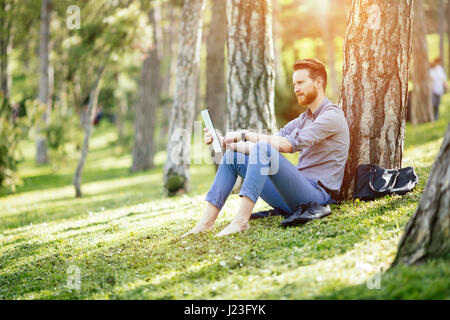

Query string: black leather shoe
250 208 290 220
280 203 331 227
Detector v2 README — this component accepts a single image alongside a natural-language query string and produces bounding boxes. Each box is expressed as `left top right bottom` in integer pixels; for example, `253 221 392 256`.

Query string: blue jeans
205 142 331 215
432 93 441 120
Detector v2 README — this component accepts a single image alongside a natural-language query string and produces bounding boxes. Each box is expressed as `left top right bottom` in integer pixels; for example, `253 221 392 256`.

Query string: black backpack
353 164 418 201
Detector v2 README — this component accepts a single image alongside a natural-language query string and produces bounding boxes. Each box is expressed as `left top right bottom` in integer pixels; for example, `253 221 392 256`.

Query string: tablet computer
201 109 223 153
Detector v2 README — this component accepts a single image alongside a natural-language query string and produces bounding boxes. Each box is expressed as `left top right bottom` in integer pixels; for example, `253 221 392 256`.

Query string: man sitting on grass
183 58 350 237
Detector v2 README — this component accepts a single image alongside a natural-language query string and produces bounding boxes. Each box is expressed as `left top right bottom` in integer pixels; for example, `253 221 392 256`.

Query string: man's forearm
245 131 293 153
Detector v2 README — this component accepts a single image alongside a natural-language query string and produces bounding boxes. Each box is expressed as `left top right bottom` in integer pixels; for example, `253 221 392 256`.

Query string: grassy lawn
0 97 449 300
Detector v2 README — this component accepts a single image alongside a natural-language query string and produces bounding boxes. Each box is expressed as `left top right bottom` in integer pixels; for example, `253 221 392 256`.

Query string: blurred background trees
0 0 448 197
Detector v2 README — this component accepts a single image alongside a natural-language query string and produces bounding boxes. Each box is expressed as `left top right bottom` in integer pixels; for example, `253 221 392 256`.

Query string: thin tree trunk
131 6 162 172
36 0 52 165
392 124 450 266
338 0 414 200
0 0 12 99
226 0 276 133
163 0 206 196
447 0 450 75
115 78 127 140
438 0 445 70
73 56 109 198
410 0 433 124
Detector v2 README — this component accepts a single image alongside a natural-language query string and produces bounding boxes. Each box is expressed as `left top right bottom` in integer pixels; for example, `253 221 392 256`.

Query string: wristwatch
241 130 248 142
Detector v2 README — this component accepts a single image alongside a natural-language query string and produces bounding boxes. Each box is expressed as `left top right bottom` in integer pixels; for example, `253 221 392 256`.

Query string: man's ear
314 77 323 90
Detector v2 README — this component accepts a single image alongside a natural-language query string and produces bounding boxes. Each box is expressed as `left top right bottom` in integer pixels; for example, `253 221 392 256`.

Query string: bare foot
215 221 249 237
181 223 214 238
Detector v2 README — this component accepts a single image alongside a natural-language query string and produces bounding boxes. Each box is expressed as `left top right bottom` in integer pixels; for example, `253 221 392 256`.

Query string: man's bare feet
181 223 214 237
215 221 249 237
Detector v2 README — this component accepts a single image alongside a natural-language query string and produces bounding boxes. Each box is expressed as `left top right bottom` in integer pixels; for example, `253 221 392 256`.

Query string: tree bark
163 0 206 196
131 6 162 173
206 0 227 167
73 57 108 198
392 124 450 266
35 0 52 165
226 0 277 133
338 0 414 200
0 0 12 100
410 0 433 124
447 0 450 75
438 0 445 70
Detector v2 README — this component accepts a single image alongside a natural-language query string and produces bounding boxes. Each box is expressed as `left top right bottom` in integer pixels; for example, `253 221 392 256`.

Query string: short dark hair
293 58 327 91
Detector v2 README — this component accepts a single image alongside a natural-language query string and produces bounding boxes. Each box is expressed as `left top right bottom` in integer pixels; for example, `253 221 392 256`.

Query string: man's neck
307 92 326 114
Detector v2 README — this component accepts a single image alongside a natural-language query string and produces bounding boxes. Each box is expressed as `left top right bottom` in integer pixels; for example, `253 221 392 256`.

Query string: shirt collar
305 97 331 120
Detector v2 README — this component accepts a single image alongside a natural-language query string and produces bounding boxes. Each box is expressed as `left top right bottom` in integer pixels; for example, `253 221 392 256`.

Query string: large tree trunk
163 0 206 196
206 0 227 167
35 0 52 165
392 124 450 266
338 0 414 200
226 0 277 133
131 6 162 173
73 58 108 198
410 0 433 124
226 0 276 194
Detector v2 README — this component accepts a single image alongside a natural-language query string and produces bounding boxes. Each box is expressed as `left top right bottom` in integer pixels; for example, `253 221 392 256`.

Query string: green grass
0 97 449 300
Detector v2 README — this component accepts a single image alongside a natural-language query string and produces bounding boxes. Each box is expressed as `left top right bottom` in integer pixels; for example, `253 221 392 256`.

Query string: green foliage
0 96 43 191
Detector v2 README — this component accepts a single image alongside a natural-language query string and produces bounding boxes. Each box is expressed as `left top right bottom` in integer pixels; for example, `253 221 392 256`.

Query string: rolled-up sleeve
285 109 340 152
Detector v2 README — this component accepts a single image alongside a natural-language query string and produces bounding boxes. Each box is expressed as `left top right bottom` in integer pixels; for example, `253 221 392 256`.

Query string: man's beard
297 88 318 106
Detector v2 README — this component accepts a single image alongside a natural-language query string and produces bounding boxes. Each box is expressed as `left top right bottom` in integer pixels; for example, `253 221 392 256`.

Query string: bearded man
183 58 350 237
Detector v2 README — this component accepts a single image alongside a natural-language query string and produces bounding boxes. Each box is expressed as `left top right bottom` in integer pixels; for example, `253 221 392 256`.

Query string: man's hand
223 131 242 145
204 128 225 149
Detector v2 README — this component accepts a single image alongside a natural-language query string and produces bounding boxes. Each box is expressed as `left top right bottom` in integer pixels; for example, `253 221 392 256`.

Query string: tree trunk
226 0 276 133
321 19 339 101
226 0 276 193
410 0 433 124
163 0 206 196
338 0 414 200
131 6 162 173
73 57 108 198
448 0 450 76
206 0 227 167
272 0 286 92
0 0 12 100
115 79 127 140
438 0 445 70
392 124 450 266
35 0 52 165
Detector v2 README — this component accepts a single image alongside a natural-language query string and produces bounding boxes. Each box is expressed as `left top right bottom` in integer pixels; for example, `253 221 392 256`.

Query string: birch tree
35 0 52 165
164 0 206 196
